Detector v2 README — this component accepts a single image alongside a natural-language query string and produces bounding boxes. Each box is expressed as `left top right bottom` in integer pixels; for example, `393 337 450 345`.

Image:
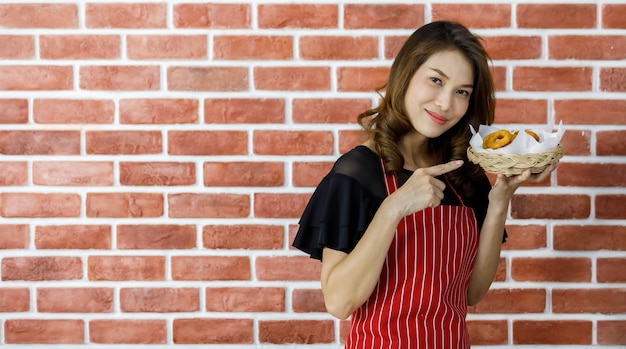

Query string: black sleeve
292 172 383 260
470 174 508 242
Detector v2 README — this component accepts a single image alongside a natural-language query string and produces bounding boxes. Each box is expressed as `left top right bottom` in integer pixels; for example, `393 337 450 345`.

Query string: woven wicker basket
467 144 564 175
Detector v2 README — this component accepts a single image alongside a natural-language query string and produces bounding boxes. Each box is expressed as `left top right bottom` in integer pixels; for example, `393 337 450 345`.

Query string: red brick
80 66 159 91
40 35 120 59
254 67 330 91
549 35 626 60
469 288 546 313
492 66 507 92
0 130 80 155
258 4 337 29
120 162 196 186
254 193 311 219
601 67 626 92
0 35 34 59
597 130 626 155
0 99 28 123
517 4 596 28
494 258 507 282
0 224 29 249
337 67 389 92
89 320 166 344
501 225 546 250
0 65 72 90
596 194 626 219
292 161 333 187
168 66 248 91
203 162 284 187
37 288 112 313
384 35 408 59
467 320 508 345
300 36 377 60
1 193 81 218
171 256 250 281
557 162 626 186
259 320 334 344
120 288 199 312
513 67 592 91
204 98 284 124
33 161 113 186
86 130 162 154
173 318 253 344
510 194 590 219
0 162 27 186
117 225 196 249
483 36 542 60
2 257 82 281
215 35 292 60
494 99 547 124
603 4 626 28
555 99 626 125
253 130 333 155
554 225 626 251
513 320 592 344
86 3 166 28
34 99 114 124
292 98 370 124
203 224 283 250
5 319 83 344
127 35 206 59
173 3 250 29
168 193 250 218
598 320 626 345
256 256 321 281
292 289 326 313
168 130 247 155
597 258 626 283
88 256 164 281
560 129 591 156
339 130 369 154
206 287 285 312
553 288 626 314
86 193 163 218
432 4 510 28
0 288 29 312
511 257 591 282
35 225 111 250
344 4 424 29
0 4 78 28
120 98 198 124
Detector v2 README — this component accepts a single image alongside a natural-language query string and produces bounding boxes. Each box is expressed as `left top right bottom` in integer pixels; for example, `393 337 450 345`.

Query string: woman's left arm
466 162 558 305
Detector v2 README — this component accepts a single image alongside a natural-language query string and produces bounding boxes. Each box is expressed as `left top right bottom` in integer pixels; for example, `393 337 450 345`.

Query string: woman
293 21 557 348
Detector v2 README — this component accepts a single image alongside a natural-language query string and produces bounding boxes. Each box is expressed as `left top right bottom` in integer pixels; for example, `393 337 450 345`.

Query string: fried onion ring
525 129 540 142
483 130 514 149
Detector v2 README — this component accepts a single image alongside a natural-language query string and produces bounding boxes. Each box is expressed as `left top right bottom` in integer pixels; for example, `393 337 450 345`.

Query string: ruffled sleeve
293 172 383 260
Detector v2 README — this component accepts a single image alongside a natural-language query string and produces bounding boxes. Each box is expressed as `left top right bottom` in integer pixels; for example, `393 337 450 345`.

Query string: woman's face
403 49 474 139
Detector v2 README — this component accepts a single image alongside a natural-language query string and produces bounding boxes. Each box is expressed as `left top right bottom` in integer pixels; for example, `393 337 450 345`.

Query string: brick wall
0 1 624 347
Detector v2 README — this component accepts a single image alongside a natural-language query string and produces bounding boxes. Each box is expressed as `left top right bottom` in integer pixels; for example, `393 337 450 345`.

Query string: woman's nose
435 91 452 111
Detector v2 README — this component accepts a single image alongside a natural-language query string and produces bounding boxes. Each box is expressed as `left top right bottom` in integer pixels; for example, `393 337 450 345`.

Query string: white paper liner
469 121 564 154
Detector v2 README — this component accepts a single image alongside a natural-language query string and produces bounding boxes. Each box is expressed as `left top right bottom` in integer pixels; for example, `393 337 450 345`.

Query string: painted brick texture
0 1 624 348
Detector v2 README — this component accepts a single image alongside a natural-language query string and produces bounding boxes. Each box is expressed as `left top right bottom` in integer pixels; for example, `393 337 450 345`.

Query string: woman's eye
457 89 470 97
430 77 442 85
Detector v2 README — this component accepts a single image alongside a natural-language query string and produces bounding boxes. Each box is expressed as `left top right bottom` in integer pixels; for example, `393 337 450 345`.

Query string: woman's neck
399 132 434 171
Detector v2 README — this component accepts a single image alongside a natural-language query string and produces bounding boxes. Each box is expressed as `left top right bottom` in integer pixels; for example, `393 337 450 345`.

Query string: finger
422 159 464 177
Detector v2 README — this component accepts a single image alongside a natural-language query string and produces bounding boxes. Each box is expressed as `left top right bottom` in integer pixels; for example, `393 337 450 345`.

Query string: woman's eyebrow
429 68 474 88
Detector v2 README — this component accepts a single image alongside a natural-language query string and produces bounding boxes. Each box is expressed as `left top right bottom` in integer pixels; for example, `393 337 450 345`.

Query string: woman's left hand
489 161 559 207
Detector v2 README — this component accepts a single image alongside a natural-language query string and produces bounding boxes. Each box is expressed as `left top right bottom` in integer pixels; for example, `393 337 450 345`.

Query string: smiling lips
427 110 448 125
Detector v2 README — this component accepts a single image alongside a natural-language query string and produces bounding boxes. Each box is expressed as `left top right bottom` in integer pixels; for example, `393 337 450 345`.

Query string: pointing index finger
423 160 464 177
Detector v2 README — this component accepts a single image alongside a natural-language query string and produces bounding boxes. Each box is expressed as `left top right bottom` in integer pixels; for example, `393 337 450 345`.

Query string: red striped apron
345 161 479 348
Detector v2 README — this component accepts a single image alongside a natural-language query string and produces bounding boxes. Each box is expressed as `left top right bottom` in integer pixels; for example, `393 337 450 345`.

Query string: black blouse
293 145 504 260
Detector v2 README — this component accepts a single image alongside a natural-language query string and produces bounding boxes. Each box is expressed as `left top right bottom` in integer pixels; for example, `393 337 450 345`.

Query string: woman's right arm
320 160 464 319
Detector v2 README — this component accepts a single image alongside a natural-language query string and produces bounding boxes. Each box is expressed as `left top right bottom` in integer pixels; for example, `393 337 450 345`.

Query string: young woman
293 21 557 348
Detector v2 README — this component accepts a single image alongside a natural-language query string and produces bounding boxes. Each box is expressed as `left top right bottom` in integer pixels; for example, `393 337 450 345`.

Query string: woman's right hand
386 160 464 217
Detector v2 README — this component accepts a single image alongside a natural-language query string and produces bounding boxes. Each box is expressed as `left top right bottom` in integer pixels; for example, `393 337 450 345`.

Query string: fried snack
482 130 514 149
525 129 540 142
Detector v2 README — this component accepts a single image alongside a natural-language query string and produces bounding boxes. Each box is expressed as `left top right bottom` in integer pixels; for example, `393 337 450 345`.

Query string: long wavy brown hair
358 21 495 199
